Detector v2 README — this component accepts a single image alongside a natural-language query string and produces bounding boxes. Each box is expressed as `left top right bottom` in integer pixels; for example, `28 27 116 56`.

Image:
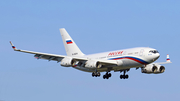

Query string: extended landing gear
92 72 100 77
120 69 129 79
103 72 111 79
120 74 129 79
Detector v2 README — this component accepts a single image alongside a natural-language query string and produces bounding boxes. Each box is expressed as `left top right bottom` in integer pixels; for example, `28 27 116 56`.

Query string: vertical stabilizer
59 28 84 56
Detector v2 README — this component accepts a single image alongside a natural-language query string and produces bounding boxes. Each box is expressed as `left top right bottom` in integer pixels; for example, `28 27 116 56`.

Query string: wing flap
17 49 65 62
34 54 64 62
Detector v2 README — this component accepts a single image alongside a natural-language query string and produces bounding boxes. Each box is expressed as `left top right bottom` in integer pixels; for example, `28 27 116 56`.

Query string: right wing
10 41 118 65
10 41 65 62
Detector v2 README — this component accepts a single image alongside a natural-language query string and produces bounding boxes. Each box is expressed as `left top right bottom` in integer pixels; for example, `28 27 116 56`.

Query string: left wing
154 54 172 65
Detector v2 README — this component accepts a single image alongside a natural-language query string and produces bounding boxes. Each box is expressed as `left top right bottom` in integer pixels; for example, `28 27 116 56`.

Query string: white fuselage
72 47 160 72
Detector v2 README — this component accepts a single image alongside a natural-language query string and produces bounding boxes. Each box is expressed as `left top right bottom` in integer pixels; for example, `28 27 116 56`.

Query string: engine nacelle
84 60 102 68
116 60 123 66
155 65 165 74
60 57 77 67
141 64 158 73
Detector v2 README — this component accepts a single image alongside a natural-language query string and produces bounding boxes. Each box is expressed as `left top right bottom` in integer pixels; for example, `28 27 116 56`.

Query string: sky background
0 0 180 101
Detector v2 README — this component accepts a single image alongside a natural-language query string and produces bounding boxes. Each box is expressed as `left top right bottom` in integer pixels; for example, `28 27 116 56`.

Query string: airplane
10 28 172 79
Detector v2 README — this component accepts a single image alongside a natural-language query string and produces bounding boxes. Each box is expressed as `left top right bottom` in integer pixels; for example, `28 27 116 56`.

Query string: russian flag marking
66 40 73 44
12 46 16 49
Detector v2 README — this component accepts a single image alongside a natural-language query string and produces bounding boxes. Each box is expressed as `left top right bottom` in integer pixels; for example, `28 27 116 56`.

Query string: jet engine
141 64 158 73
155 65 165 74
60 57 77 67
84 60 102 68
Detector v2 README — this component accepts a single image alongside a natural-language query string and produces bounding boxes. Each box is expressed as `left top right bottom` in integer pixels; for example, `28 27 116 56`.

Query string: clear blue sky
0 0 179 101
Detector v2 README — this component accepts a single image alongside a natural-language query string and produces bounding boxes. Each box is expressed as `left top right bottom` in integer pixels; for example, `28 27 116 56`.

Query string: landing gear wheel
125 75 129 79
97 72 101 77
120 70 129 79
92 72 100 77
123 75 125 79
92 72 95 77
103 72 111 79
120 75 123 79
120 75 129 79
103 75 106 79
108 73 111 77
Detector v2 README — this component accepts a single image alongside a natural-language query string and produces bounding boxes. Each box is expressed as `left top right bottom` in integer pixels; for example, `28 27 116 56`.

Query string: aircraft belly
72 66 94 72
72 59 143 72
72 66 109 72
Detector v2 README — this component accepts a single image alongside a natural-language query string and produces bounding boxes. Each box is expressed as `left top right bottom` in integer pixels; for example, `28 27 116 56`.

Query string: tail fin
59 28 84 56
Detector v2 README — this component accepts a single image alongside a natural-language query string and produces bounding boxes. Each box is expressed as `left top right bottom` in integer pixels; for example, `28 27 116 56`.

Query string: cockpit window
149 50 159 53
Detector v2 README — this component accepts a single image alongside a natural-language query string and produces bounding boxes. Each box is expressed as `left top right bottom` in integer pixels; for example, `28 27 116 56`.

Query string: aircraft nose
154 53 160 61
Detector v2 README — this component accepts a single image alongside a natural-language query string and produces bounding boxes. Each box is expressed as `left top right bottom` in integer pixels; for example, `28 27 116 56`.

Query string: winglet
10 41 17 50
166 54 171 62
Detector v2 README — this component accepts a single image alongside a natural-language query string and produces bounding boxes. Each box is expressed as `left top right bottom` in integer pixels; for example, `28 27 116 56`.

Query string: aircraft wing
154 54 172 65
154 62 172 65
10 41 118 65
10 41 66 62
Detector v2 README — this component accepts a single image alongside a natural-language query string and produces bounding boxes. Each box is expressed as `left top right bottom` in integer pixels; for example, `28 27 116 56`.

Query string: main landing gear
92 72 100 77
103 72 111 79
91 69 130 79
120 69 129 79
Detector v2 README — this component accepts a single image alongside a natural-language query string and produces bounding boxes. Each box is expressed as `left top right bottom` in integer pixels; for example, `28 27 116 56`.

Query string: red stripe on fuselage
112 57 146 64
